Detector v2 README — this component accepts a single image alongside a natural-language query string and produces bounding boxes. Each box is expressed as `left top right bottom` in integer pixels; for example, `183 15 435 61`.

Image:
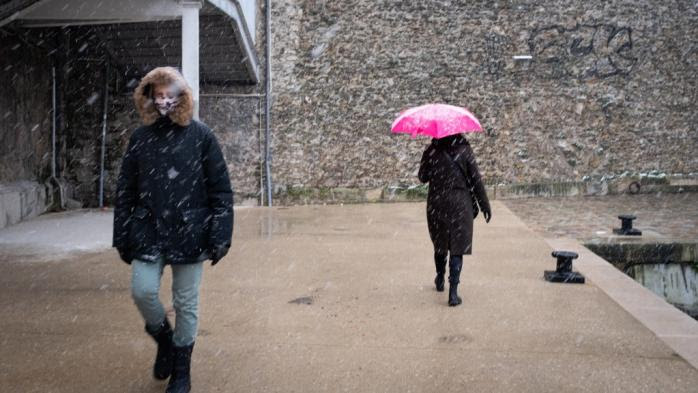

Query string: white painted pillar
181 1 201 120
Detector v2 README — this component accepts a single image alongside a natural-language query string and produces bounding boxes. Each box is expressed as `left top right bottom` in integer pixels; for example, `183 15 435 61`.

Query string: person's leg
131 259 174 379
448 254 463 306
131 259 166 327
167 262 203 393
434 251 448 292
171 262 204 346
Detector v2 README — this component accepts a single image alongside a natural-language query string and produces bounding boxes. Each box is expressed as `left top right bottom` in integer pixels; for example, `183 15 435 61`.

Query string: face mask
154 96 179 116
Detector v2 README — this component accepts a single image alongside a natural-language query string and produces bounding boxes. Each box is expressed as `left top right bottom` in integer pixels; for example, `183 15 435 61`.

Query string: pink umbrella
391 103 482 139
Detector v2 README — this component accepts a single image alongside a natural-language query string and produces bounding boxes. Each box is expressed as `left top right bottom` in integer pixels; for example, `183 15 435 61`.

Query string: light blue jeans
131 258 203 347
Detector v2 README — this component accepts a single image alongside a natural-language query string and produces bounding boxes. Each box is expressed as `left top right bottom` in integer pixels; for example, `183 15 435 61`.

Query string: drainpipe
51 66 57 181
50 65 65 210
264 0 273 206
258 98 265 206
98 61 109 208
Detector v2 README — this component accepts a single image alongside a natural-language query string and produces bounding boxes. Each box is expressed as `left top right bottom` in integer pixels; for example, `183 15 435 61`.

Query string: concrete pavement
1 202 697 392
503 193 698 241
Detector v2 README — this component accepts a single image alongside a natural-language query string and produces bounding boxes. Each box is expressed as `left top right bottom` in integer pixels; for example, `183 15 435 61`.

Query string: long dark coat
112 67 233 265
418 135 490 255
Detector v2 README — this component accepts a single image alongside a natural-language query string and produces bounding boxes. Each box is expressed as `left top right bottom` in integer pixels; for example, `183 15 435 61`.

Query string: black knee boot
166 343 194 393
434 252 447 292
448 255 463 307
145 319 174 380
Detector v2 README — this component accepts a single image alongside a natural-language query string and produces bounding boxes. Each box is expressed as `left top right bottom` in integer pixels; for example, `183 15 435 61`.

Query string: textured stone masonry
269 0 698 195
2 1 697 208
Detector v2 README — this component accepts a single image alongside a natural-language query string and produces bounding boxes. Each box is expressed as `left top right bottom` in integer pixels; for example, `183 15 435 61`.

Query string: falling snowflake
167 167 180 179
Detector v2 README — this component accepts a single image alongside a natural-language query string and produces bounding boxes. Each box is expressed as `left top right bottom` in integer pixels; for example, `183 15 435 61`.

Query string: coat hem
132 252 209 265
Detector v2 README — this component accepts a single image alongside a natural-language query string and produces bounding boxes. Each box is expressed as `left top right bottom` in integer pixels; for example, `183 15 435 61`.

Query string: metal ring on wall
628 181 641 194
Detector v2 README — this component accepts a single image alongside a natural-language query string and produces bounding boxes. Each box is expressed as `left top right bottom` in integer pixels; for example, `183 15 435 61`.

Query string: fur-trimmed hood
133 67 194 127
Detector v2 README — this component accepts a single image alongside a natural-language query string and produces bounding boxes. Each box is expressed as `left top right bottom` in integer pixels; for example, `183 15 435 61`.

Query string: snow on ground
0 209 114 260
0 206 252 261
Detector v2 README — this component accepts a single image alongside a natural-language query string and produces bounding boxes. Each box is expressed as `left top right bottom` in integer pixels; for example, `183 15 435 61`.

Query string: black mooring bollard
613 214 642 236
544 251 585 284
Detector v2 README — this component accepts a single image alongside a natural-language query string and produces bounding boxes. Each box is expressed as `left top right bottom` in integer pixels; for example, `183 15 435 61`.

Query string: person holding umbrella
392 104 491 306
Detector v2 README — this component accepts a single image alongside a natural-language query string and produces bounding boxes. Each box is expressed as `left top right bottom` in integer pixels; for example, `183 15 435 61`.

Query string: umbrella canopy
391 103 482 139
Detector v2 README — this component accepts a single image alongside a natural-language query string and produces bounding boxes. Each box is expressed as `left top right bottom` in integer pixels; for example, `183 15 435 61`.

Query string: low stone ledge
0 181 48 229
270 175 698 206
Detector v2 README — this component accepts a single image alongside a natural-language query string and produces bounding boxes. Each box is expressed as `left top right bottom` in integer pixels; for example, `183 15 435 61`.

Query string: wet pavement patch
288 296 314 305
437 334 471 344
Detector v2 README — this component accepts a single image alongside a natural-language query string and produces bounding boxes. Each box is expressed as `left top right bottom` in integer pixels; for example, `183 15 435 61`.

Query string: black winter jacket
418 135 490 255
112 116 234 264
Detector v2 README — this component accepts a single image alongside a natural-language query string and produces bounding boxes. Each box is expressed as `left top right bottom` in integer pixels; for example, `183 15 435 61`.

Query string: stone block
0 187 22 229
0 181 49 230
364 188 383 202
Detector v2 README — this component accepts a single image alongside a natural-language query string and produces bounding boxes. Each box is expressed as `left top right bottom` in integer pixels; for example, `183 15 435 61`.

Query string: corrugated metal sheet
101 13 250 84
0 0 40 22
3 1 254 85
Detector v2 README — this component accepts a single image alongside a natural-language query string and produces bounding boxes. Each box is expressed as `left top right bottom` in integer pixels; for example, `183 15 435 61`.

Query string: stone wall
268 0 698 193
72 93 265 207
6 1 696 210
0 32 52 184
62 55 114 205
200 95 264 205
0 31 53 224
57 27 265 207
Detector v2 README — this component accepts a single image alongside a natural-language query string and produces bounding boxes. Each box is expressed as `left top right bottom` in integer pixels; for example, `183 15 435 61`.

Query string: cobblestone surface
503 193 698 242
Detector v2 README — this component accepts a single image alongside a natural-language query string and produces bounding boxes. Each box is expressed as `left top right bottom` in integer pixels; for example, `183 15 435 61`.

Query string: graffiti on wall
483 32 511 79
528 24 638 80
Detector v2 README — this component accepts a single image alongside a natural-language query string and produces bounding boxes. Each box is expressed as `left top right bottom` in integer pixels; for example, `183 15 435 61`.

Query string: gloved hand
210 245 230 266
483 209 492 223
117 247 133 264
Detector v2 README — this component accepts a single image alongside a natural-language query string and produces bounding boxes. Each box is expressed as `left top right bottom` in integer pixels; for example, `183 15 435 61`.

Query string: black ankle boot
448 283 462 306
434 253 447 292
166 343 194 393
435 274 445 292
448 255 463 307
145 319 173 380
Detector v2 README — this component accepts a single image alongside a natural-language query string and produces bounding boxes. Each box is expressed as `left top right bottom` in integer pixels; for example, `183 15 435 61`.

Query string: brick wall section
268 0 698 191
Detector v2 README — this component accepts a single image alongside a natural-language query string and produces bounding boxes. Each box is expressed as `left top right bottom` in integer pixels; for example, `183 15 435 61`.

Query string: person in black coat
418 134 491 306
112 66 233 393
